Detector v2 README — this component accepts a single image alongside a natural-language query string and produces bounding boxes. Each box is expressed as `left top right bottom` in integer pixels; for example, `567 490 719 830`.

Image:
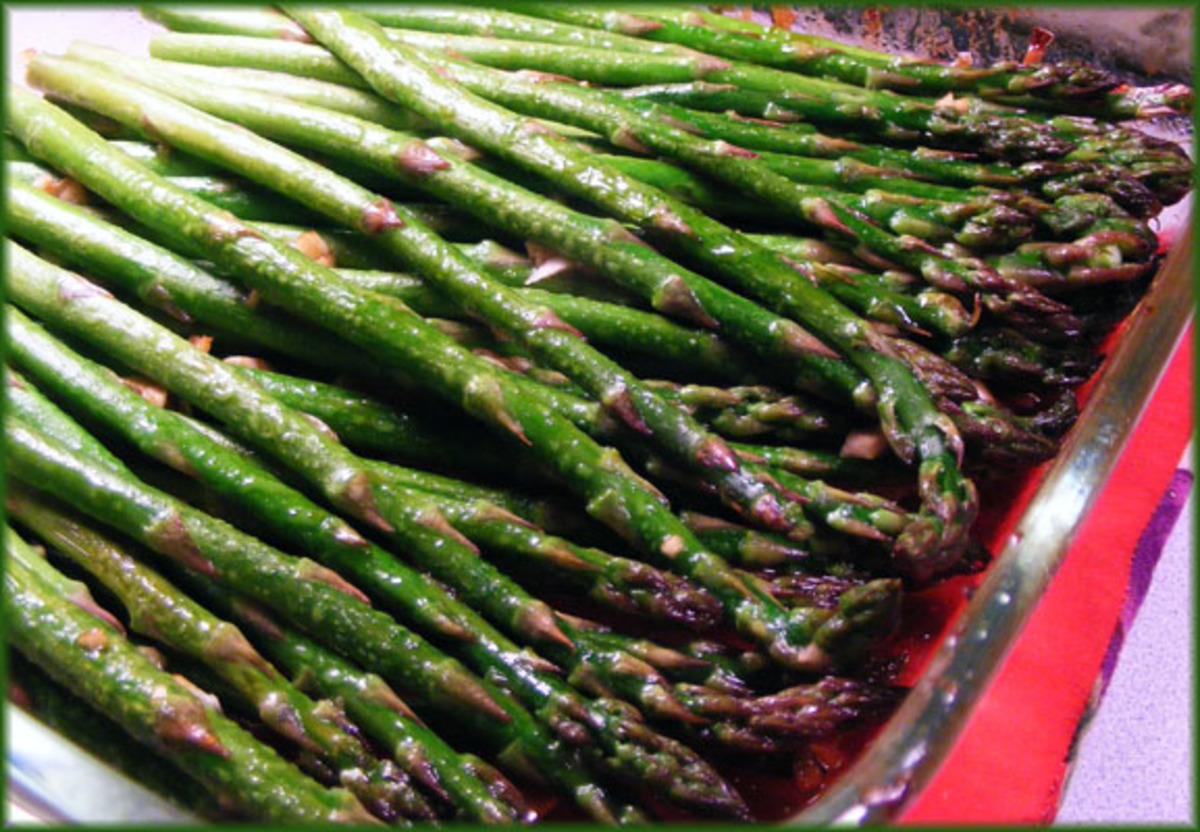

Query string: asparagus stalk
942 327 1104 389
609 96 1165 217
14 69 865 672
616 81 1193 202
17 177 852 534
144 26 1061 163
332 268 763 383
5 404 651 823
511 4 1195 140
647 381 841 443
5 528 378 824
681 512 867 573
9 318 614 821
233 363 920 548
8 485 437 823
416 494 723 629
147 575 533 823
143 4 313 42
7 239 754 816
241 9 977 579
3 277 718 819
341 231 965 352
559 621 899 754
561 618 901 752
420 62 1084 321
234 365 553 493
8 151 325 224
2 411 507 735
118 42 1163 217
96 55 877 407
338 21 1177 231
5 179 386 374
95 136 877 352
675 7 1193 118
10 495 520 826
596 149 1149 256
9 652 224 820
7 368 130 477
6 133 485 245
726 443 911 487
275 3 700 56
141 29 1061 311
56 47 864 543
514 6 1117 103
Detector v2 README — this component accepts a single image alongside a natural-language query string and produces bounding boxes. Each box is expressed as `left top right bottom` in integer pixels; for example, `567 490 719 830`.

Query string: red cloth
901 324 1193 823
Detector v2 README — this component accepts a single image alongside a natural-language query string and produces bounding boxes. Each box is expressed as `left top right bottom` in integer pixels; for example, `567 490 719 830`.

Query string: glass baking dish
5 5 1193 824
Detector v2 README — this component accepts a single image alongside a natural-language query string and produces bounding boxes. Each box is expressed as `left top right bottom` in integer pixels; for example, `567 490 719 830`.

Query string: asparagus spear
8 149 325 224
671 7 1193 118
140 29 1061 311
151 3 696 57
11 490 522 825
3 410 506 731
319 231 964 349
557 619 901 754
584 151 1028 249
609 96 1165 217
9 312 678 820
616 81 1193 202
141 26 1057 164
511 4 1195 141
5 179 386 375
12 173 902 536
8 232 754 815
5 404 653 823
415 494 723 629
210 9 974 579
87 140 899 411
143 573 533 823
8 484 437 823
71 47 873 408
52 48 863 544
13 71 864 671
327 20 1178 230
942 327 1104 389
9 652 224 820
177 21 1089 367
681 512 867 573
593 150 1150 261
648 95 1169 220
3 276 721 819
5 527 378 825
512 6 1115 104
119 43 1162 217
415 62 1084 322
143 4 312 41
233 363 919 547
561 618 901 752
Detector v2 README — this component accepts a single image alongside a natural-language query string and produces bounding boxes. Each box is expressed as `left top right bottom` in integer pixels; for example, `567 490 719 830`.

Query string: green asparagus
8 485 437 822
5 528 378 824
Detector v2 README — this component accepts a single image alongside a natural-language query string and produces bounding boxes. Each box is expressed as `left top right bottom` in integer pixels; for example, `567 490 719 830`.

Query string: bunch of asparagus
5 5 1190 823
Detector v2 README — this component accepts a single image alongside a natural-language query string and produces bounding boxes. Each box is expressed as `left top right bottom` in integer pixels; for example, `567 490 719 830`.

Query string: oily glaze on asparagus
4 264 733 819
8 484 437 823
10 82 860 679
9 5 1190 823
5 528 379 825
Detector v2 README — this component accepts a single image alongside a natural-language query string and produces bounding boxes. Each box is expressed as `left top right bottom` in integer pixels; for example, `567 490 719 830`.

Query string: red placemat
900 323 1193 823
